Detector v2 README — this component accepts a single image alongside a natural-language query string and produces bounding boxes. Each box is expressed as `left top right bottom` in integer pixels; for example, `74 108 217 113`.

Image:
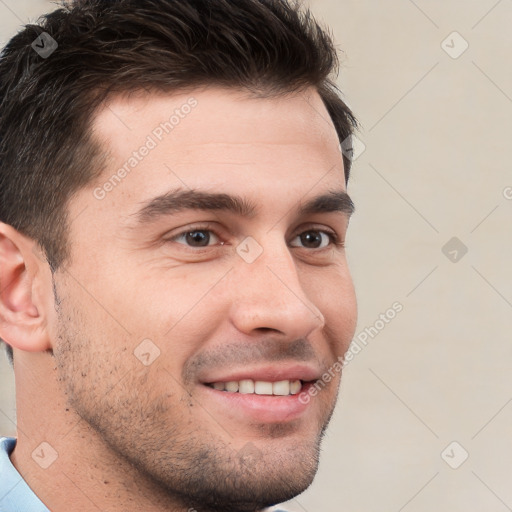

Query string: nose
228 237 325 340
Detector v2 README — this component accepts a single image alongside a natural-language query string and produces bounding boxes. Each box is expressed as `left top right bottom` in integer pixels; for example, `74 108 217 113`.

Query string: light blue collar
0 437 50 512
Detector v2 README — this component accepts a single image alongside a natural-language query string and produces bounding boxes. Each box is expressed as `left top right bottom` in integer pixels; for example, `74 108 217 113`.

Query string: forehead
77 87 345 224
93 86 339 152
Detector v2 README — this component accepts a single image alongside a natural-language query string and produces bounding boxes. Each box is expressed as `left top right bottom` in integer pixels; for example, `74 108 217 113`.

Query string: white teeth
272 380 290 396
290 380 302 395
255 381 273 395
225 381 239 392
239 379 255 394
209 379 303 396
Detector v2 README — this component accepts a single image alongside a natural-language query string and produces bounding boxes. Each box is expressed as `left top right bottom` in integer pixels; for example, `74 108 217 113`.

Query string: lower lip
200 383 313 424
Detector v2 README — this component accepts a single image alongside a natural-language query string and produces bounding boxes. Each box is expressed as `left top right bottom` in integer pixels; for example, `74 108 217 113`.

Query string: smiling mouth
205 379 305 396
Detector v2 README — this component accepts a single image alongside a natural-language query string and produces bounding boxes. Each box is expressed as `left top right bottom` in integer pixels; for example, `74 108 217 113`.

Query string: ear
0 222 52 352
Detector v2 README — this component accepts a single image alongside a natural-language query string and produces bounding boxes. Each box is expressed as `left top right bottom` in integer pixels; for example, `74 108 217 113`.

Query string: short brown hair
0 0 357 363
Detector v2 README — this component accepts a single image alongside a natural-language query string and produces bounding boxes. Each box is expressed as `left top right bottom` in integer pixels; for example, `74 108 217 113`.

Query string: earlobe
0 222 52 352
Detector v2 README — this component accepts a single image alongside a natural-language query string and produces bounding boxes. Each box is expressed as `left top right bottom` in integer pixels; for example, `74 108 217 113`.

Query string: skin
0 86 357 512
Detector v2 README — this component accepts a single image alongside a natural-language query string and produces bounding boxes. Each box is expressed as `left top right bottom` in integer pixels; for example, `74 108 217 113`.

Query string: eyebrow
299 190 355 217
132 188 354 224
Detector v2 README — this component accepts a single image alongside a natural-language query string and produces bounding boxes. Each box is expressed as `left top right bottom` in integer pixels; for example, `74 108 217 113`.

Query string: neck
10 352 201 512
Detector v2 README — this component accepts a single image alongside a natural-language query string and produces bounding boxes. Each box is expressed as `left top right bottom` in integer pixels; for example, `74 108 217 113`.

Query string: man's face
52 87 357 511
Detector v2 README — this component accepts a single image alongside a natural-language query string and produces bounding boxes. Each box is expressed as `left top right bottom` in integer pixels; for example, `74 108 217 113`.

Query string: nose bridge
229 235 325 338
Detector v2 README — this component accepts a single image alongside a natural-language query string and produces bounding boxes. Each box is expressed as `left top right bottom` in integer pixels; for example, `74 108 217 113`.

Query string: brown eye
291 230 333 249
301 231 322 248
173 230 220 247
186 231 210 246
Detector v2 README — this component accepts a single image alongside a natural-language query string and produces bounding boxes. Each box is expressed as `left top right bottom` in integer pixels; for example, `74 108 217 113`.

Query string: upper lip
201 364 322 384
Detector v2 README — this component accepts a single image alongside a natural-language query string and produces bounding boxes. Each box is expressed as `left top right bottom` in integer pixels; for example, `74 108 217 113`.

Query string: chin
183 457 319 512
155 432 322 512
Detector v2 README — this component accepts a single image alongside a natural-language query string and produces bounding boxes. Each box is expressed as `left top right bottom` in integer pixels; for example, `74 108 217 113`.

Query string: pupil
186 231 210 246
301 231 321 248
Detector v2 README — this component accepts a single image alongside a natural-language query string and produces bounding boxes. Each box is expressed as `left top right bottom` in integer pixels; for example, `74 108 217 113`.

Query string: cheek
116 267 233 378
79 259 226 346
140 267 228 338
53 290 186 422
308 265 357 355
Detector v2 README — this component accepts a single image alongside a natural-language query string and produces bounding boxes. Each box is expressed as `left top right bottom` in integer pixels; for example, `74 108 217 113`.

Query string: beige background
1 1 511 511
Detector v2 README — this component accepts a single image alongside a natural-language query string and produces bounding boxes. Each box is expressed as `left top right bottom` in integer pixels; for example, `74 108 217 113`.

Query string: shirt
0 437 49 512
1 437 288 512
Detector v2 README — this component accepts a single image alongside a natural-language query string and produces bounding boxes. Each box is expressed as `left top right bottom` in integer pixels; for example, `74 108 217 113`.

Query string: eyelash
166 223 343 250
